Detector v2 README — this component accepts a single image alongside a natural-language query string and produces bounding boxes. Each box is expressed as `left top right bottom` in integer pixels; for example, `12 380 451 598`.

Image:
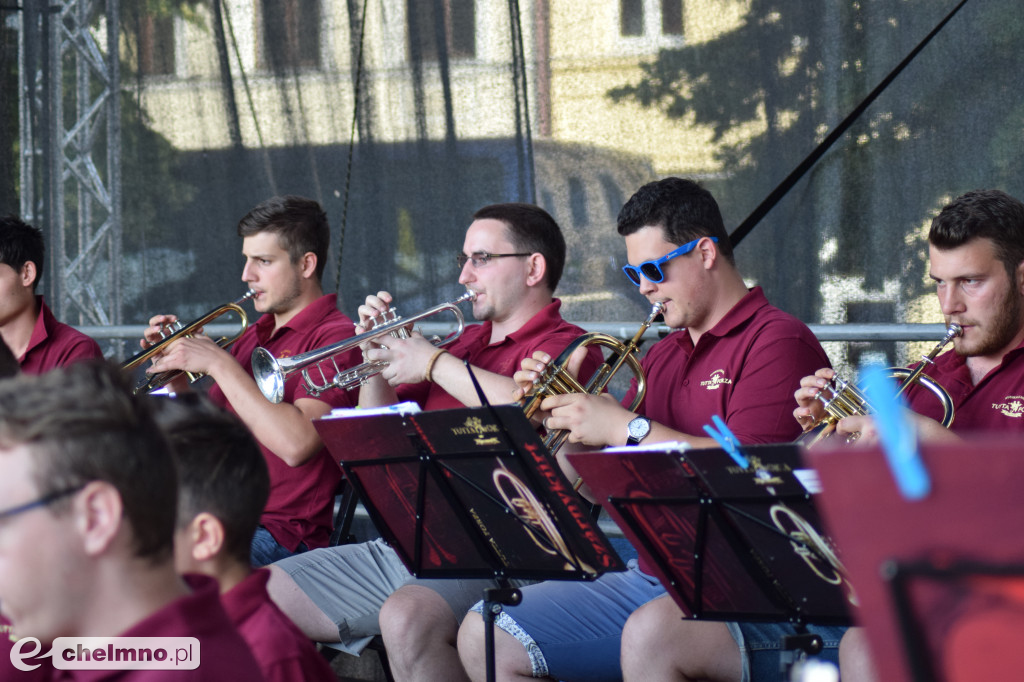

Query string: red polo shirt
221 569 334 682
19 297 103 374
397 298 602 410
50 575 263 681
905 339 1024 434
623 287 830 444
209 293 359 552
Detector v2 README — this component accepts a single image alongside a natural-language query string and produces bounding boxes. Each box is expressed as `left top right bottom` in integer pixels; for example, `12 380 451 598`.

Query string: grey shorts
275 537 513 655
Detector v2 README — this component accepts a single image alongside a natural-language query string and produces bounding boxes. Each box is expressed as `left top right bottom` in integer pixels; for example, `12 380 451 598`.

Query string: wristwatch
626 416 651 445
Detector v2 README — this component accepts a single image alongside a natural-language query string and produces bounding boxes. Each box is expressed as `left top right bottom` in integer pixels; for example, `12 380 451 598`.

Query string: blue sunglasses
622 237 717 286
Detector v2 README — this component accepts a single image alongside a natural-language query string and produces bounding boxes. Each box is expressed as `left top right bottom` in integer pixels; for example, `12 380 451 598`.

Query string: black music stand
314 403 625 682
569 444 854 678
809 437 1024 682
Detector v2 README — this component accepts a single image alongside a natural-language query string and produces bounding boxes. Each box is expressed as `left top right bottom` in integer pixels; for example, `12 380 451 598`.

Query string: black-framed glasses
0 486 84 523
621 237 718 286
456 252 532 269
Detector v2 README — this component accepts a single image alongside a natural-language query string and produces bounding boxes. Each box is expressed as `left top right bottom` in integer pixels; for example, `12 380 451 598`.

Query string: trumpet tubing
798 323 962 447
123 289 256 394
520 301 665 453
252 290 477 404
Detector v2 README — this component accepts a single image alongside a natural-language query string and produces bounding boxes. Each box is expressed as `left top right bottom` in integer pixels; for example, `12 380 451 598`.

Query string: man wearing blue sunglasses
458 177 838 682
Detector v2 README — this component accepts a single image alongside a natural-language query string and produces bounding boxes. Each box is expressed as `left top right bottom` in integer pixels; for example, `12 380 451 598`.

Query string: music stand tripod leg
483 583 522 682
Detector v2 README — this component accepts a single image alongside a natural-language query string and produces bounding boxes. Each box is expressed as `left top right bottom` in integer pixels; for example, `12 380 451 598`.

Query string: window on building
620 0 684 38
137 15 175 76
620 0 644 36
569 177 589 227
407 0 476 61
261 0 321 70
661 0 683 36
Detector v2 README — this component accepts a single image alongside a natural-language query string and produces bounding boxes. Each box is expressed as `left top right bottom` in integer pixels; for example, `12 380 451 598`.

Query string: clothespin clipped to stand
859 363 930 500
703 415 749 469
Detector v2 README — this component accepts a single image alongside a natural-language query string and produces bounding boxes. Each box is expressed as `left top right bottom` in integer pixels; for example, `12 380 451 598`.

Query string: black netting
3 0 1023 371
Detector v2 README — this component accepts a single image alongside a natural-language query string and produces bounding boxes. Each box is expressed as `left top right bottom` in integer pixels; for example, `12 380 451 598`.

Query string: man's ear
525 253 547 288
75 481 124 557
19 261 37 290
698 237 718 270
188 512 226 562
299 252 318 280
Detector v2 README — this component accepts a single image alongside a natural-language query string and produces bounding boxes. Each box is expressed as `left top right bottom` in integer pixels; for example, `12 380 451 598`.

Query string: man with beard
792 188 1024 682
795 188 1024 441
144 196 360 565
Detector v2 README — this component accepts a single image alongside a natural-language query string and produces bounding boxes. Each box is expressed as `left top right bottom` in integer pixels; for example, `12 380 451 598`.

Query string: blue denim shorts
728 621 846 682
470 560 665 682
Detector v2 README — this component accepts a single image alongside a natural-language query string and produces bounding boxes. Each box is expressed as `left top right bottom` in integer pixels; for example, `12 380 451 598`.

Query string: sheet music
599 440 690 454
323 401 422 419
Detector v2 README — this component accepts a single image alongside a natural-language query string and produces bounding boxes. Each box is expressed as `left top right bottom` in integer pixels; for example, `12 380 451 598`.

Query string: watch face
629 417 650 439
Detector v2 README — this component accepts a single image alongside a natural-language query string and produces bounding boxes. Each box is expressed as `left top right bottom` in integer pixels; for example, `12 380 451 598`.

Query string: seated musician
453 177 838 682
0 362 262 680
793 189 1024 682
152 394 336 682
143 195 361 566
0 215 102 373
265 203 602 681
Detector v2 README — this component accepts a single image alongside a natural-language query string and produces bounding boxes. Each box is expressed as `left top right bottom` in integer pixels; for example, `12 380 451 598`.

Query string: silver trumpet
252 290 477 403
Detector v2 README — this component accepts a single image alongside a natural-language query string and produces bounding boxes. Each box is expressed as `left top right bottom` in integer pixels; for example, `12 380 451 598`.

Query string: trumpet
797 322 962 447
122 289 256 394
520 301 665 453
252 290 476 403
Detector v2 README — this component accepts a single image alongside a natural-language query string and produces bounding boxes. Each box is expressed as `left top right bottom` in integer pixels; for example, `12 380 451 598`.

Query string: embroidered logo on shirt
700 369 734 391
991 395 1024 418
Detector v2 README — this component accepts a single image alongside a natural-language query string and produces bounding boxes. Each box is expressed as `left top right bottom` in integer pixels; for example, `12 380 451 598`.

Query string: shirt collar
482 298 564 347
254 293 338 343
23 296 53 360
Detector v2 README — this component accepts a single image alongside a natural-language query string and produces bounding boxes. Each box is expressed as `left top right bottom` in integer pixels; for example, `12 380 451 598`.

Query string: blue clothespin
860 363 930 500
703 415 749 469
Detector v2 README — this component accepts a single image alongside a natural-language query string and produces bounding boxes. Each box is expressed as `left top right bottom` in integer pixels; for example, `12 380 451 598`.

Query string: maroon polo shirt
49 575 262 681
18 297 103 374
905 338 1024 434
221 569 334 682
623 287 830 444
397 298 603 410
209 293 359 552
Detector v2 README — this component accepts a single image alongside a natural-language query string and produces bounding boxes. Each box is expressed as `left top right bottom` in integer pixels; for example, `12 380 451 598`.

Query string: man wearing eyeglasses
266 202 602 681
456 177 837 682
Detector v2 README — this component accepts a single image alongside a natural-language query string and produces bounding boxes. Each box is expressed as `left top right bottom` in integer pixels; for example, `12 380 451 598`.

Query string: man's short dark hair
0 361 177 562
150 395 269 567
237 196 330 282
0 215 45 291
472 203 566 291
617 177 735 265
929 189 1024 280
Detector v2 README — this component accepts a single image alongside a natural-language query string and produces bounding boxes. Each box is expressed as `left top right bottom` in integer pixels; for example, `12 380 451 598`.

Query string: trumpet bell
252 348 285 404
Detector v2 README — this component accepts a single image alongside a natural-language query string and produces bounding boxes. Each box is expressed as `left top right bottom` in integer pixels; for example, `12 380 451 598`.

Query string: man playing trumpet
143 195 361 566
455 177 835 682
794 188 1024 682
266 203 602 681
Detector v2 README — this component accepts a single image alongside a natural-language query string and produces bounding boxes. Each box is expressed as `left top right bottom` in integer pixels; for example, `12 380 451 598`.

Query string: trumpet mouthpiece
947 322 963 338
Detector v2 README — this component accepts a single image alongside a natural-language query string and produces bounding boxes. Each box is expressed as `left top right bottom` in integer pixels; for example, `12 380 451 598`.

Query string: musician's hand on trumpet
145 333 230 389
513 348 589 428
793 367 838 431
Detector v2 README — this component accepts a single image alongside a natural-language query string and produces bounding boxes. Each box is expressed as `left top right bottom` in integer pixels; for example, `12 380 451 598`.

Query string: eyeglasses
0 486 83 524
621 237 718 286
456 252 532 269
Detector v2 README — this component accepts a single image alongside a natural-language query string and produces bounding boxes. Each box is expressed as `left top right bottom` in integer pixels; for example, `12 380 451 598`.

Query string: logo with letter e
10 637 200 672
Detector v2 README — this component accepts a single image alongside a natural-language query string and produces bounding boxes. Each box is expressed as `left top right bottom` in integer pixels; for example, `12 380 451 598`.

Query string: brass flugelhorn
252 290 476 404
123 289 257 394
797 322 962 447
520 301 665 453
